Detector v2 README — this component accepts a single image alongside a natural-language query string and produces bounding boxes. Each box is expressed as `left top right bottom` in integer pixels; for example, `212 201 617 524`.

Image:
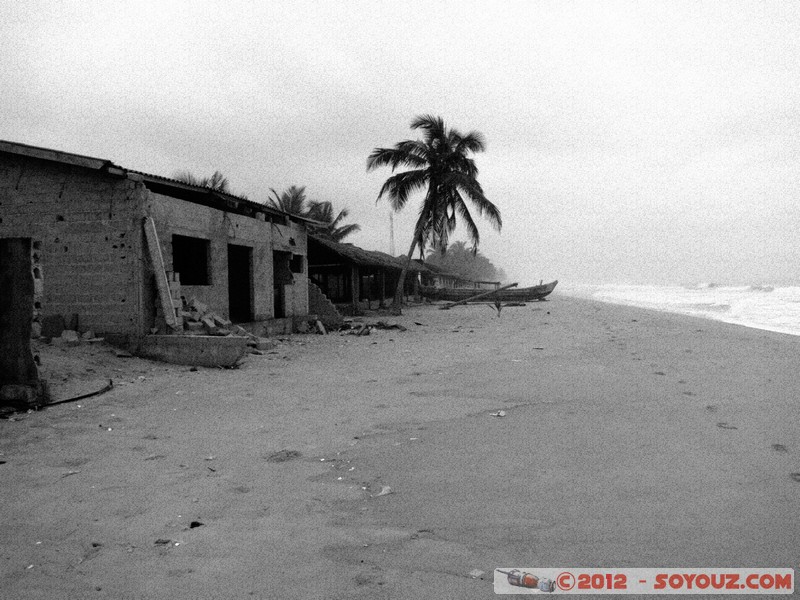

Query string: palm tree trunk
391 238 418 314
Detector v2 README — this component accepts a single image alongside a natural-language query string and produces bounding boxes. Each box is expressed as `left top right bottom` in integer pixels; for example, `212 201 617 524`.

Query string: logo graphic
497 569 556 593
557 571 576 590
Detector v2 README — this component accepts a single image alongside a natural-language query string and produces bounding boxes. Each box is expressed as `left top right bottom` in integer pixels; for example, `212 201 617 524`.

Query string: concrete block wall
272 220 309 317
0 154 146 343
308 281 343 329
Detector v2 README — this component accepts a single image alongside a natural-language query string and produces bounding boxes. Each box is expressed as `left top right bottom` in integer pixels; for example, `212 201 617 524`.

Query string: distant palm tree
367 114 502 310
268 185 309 215
173 170 231 194
306 201 361 242
269 186 360 242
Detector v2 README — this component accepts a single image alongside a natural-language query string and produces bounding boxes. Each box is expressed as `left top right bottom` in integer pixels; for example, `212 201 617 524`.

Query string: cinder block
247 337 277 351
213 315 232 328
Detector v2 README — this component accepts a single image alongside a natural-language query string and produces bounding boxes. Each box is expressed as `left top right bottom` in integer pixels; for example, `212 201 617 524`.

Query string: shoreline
559 285 800 338
1 295 798 598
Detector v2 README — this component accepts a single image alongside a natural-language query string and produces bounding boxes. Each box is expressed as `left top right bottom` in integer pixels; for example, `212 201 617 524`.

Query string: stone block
213 315 232 328
0 384 38 406
248 337 277 351
61 330 81 345
184 321 204 332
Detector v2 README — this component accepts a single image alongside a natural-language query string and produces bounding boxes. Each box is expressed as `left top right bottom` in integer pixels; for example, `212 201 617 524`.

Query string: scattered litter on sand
489 410 506 417
469 569 486 579
371 485 393 497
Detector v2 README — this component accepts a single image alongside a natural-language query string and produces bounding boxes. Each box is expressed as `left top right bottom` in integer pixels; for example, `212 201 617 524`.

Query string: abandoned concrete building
0 140 311 354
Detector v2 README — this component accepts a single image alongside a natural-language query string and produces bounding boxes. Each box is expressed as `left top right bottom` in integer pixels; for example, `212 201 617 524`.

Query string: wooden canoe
420 280 558 302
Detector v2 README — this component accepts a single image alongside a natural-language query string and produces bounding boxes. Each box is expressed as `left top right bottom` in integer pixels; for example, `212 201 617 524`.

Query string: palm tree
269 186 360 242
306 201 361 242
268 185 309 215
366 114 502 310
173 170 231 194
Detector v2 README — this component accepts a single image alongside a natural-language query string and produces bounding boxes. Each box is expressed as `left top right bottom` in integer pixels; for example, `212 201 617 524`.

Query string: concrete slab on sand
137 334 247 367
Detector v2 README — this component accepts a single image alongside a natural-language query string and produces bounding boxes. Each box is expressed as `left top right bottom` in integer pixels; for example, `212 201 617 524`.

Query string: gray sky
3 0 799 285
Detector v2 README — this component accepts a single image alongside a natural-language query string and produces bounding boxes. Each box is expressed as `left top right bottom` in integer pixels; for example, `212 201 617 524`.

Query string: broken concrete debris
180 298 232 337
338 319 407 336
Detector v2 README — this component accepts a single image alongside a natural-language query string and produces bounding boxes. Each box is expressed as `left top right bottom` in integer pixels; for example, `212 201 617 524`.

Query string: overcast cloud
2 0 799 285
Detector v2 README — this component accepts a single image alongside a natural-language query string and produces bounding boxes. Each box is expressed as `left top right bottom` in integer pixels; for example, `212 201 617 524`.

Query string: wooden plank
439 282 518 310
142 217 178 329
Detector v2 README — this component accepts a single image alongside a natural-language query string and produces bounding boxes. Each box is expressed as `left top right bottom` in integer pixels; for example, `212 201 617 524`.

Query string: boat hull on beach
420 280 558 302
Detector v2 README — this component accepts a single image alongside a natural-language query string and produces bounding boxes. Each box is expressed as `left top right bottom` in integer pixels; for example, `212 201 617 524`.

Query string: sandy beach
1 294 798 599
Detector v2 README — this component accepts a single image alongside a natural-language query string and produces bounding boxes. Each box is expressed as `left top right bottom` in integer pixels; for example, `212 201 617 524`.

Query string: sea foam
561 283 800 337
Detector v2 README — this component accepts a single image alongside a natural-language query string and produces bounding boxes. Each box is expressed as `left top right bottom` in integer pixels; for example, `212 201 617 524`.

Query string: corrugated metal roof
0 139 119 172
0 139 311 223
310 236 428 273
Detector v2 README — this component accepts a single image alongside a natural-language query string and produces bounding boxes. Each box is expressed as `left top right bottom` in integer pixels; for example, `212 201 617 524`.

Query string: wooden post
142 217 178 330
379 270 386 307
350 264 359 313
440 282 519 310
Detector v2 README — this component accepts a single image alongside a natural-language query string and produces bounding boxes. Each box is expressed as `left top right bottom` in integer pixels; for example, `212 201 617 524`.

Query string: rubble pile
338 319 407 336
173 298 276 354
178 298 233 336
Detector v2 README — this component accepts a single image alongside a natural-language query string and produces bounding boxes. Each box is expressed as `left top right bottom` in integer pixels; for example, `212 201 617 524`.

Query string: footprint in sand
771 444 788 453
716 422 738 430
705 405 718 412
790 473 800 483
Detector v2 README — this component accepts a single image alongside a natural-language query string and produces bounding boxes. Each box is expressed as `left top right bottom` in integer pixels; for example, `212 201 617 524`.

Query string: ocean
560 283 800 337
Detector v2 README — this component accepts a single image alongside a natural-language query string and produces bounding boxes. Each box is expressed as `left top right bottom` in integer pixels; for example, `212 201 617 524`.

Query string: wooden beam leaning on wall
142 217 179 330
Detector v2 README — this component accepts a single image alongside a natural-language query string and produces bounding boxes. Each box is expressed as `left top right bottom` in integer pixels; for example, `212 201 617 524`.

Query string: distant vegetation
425 241 507 283
173 170 248 199
174 170 229 193
170 175 360 242
268 185 360 243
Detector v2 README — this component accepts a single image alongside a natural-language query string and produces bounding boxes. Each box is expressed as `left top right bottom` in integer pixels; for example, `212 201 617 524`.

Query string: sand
1 295 798 599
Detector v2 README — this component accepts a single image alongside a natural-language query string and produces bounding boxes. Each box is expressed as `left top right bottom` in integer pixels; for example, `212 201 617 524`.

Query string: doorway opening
227 244 253 323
